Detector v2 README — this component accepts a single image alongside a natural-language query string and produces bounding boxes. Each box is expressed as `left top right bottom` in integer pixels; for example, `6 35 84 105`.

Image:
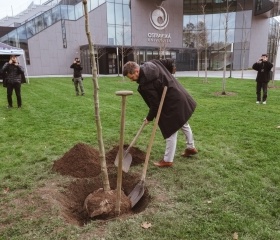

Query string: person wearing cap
1 55 25 109
252 54 273 104
123 59 198 168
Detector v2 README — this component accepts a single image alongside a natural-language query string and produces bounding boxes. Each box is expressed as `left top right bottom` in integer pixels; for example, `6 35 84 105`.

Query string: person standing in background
70 58 84 96
1 55 25 109
252 54 273 104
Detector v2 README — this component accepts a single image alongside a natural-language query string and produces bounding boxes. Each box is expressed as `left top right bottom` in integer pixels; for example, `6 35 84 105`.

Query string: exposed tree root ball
84 188 131 219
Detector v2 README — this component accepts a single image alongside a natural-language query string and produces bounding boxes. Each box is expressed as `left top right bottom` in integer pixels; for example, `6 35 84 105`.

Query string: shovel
114 121 146 173
115 90 133 215
128 86 168 207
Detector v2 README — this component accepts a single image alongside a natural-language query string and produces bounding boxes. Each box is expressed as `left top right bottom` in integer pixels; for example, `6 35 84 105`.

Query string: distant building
0 0 279 76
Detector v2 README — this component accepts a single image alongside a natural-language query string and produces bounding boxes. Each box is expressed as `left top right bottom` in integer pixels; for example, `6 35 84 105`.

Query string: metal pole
117 47 119 76
229 43 233 78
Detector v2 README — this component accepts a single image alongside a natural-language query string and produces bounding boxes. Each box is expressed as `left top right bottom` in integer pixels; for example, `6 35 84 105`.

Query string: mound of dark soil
51 142 149 225
52 143 101 178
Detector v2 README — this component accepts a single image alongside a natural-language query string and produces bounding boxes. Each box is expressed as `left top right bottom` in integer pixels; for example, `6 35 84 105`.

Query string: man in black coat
123 59 198 167
252 54 273 104
2 55 25 108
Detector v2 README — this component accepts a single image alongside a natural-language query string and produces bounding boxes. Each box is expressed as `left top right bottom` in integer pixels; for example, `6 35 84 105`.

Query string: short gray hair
123 61 139 76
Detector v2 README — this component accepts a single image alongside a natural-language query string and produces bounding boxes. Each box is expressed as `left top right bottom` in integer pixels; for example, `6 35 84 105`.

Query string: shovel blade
122 153 132 173
114 151 132 173
128 181 145 207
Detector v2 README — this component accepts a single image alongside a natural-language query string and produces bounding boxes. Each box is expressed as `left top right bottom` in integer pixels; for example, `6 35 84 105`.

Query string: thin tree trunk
82 0 110 192
204 47 208 83
197 50 200 77
222 38 227 94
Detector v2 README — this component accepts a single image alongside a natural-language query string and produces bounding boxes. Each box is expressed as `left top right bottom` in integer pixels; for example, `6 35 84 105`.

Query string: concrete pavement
27 69 280 80
174 70 280 80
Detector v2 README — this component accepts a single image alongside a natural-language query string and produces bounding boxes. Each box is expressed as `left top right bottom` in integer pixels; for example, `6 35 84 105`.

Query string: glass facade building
0 0 279 75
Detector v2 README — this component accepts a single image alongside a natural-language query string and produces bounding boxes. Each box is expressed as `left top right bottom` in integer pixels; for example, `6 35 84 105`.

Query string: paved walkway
174 70 280 80
27 70 280 80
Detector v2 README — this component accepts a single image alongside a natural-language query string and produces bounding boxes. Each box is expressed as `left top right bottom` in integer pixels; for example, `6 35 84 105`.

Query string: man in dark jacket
123 59 198 167
252 54 273 104
70 58 84 96
2 55 24 109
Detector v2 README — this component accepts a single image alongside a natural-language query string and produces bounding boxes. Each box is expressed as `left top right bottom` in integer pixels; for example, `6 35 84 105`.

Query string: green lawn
0 76 279 240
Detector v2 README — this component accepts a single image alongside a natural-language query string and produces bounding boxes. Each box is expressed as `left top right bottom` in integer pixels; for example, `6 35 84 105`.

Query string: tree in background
221 0 234 95
183 13 209 82
237 3 250 80
201 4 209 83
268 19 280 87
117 28 133 80
95 46 107 76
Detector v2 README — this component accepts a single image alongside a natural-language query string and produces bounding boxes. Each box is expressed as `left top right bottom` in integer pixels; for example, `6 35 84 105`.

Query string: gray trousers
163 122 195 162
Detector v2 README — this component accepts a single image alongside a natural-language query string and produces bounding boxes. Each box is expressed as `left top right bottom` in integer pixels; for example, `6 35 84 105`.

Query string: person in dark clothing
123 59 198 167
70 58 84 96
252 54 273 104
1 55 25 109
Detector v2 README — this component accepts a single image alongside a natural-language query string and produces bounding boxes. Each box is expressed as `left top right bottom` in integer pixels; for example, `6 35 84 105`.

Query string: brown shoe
153 160 173 167
181 148 198 157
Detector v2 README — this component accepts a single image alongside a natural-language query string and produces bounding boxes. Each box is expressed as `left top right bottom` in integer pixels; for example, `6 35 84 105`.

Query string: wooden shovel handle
124 121 146 155
115 91 133 215
141 86 168 181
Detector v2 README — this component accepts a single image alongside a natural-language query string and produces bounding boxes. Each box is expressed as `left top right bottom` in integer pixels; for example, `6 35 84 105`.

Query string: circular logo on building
150 6 169 30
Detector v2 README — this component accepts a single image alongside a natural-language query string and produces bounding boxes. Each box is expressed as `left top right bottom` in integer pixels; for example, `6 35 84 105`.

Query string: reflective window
138 50 145 63
35 15 44 33
75 2 84 19
17 25 27 41
107 3 115 24
115 4 123 25
184 12 236 47
43 10 53 27
147 50 153 61
123 4 131 25
1 34 8 45
68 5 76 20
108 25 116 45
116 26 123 45
90 0 98 9
106 1 131 46
52 6 62 23
8 31 17 47
153 50 159 59
26 20 35 38
227 29 235 43
124 25 131 45
212 14 221 29
0 0 108 66
60 5 69 19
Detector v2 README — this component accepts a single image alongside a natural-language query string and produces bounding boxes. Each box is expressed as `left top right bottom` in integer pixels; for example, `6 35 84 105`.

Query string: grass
0 76 280 240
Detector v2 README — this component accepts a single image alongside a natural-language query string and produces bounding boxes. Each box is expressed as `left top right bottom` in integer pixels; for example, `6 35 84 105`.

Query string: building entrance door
108 53 117 74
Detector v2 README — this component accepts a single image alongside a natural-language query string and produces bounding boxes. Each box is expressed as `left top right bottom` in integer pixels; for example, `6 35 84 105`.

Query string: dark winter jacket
70 63 83 78
137 59 197 139
2 62 24 84
252 61 273 83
